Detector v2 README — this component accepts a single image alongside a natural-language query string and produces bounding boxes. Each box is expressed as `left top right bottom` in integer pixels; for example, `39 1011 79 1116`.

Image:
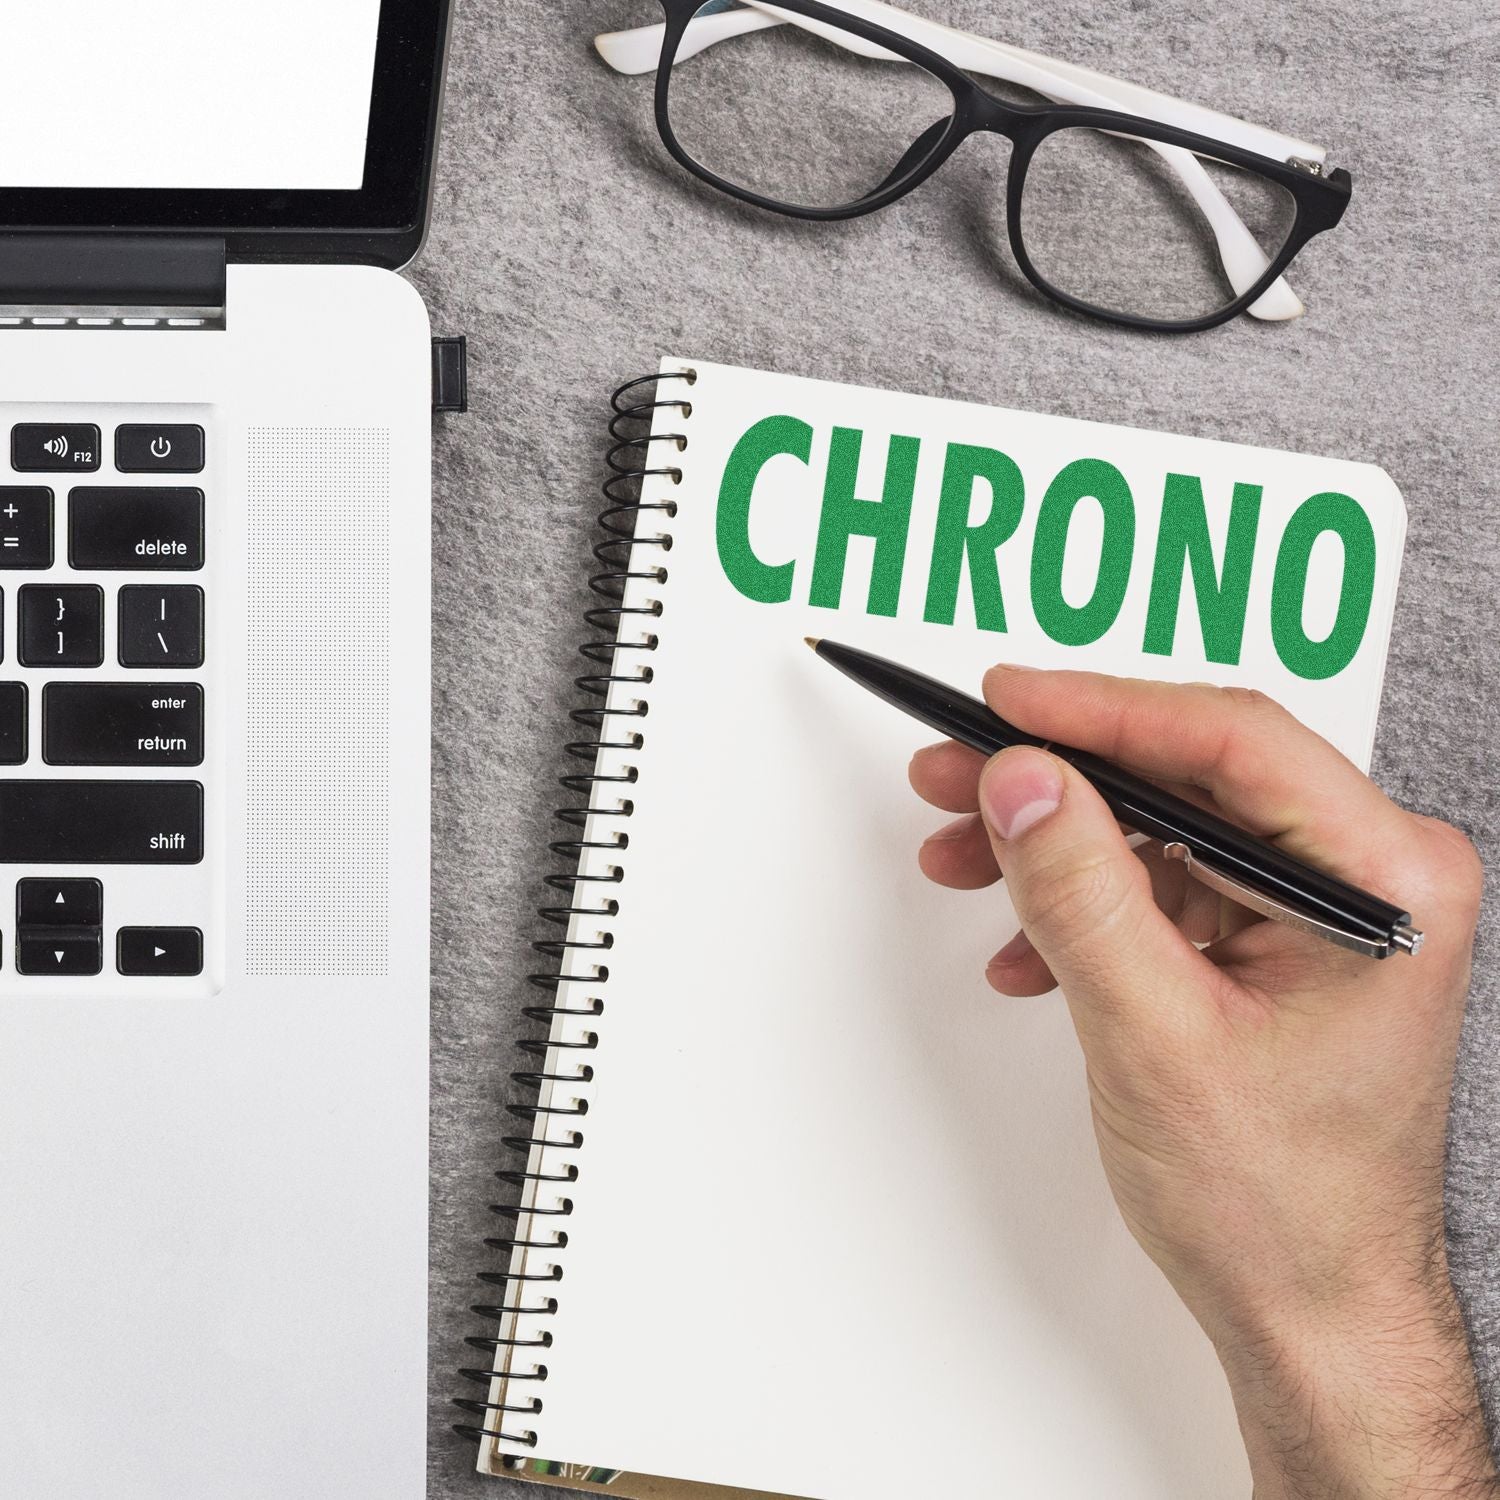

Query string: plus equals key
0 487 56 570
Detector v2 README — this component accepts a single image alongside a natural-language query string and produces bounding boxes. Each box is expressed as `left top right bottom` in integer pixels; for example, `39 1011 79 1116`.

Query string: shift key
69 488 203 570
0 781 202 863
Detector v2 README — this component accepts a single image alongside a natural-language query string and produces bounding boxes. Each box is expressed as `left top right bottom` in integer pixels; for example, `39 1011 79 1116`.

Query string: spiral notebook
458 359 1408 1499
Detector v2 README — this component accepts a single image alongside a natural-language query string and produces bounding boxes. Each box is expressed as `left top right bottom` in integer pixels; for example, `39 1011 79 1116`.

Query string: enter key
43 683 203 766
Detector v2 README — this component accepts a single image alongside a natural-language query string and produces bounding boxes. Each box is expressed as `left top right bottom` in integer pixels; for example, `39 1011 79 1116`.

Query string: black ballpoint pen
806 637 1423 960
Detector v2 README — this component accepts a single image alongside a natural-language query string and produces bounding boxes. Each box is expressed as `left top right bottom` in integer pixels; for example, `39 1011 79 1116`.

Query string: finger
975 745 1229 1045
909 740 986 813
982 666 1413 887
1134 839 1191 923
984 928 1058 996
1134 840 1244 945
917 812 1000 890
915 736 1224 831
923 806 1254 935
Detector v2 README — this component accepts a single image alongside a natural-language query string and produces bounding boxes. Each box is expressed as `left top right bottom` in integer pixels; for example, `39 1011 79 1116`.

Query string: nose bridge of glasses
964 86 1037 141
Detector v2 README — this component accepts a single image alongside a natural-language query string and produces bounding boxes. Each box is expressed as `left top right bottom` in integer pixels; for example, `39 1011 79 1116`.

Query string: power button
115 424 205 474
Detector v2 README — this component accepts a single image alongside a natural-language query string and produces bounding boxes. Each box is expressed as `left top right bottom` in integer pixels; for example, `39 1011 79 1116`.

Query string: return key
43 683 203 766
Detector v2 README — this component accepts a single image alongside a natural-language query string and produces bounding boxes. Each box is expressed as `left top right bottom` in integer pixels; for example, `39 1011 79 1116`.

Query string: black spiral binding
453 370 695 1460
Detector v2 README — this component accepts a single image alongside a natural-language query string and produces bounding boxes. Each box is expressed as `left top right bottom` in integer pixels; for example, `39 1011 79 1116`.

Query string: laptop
0 4 452 1496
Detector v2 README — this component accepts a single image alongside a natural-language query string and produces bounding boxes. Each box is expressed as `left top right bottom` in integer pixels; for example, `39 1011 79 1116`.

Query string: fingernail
988 928 1033 968
980 750 1063 840
924 812 977 844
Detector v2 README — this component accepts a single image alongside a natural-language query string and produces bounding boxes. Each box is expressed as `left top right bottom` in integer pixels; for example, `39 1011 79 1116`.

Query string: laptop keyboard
1 406 216 988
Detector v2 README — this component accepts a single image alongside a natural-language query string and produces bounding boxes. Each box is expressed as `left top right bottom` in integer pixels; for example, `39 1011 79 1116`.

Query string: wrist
1214 1264 1498 1498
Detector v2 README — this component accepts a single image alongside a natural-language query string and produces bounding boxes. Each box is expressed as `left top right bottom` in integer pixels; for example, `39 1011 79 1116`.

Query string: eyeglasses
595 0 1352 333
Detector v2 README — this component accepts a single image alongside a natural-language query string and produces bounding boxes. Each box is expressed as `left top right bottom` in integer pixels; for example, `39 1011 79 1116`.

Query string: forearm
1220 1272 1499 1499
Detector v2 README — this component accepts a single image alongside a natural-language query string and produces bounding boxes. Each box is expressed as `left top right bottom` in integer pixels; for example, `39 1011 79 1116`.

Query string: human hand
910 667 1496 1498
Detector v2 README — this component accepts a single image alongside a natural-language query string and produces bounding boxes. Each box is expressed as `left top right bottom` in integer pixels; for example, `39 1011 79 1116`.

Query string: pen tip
804 636 821 650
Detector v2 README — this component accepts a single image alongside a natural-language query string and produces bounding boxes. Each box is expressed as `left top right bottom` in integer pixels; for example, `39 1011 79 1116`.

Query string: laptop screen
0 1 382 191
0 0 449 265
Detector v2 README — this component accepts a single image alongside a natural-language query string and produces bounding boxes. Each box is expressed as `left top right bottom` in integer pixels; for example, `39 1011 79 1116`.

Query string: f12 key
11 424 100 473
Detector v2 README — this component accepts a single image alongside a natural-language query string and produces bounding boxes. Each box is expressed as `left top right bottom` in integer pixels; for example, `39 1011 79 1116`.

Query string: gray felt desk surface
414 2 1499 1494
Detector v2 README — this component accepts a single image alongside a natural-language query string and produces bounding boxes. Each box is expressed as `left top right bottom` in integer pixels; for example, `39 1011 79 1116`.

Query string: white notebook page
486 359 1407 1497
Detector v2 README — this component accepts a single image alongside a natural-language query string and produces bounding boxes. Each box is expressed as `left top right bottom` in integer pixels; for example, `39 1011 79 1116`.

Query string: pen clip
1161 842 1400 959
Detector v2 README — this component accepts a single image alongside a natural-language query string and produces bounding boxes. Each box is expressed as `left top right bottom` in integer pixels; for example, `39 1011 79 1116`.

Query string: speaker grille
246 428 391 977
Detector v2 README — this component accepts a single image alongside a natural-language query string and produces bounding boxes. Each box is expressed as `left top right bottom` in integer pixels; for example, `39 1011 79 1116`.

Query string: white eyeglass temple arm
595 2 1325 320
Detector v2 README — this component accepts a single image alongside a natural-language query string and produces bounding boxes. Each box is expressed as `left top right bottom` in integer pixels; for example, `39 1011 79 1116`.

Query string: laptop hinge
0 234 226 329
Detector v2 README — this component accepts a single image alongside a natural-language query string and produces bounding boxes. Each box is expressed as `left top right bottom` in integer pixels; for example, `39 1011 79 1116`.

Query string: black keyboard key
18 877 102 926
19 585 104 667
43 682 203 766
0 682 26 764
115 424 205 474
0 488 54 568
17 930 103 976
11 423 100 473
0 780 202 863
68 488 203 571
118 585 204 668
117 926 202 977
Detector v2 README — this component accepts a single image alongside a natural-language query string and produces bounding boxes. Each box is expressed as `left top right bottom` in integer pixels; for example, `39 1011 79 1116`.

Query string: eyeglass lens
664 3 957 212
1019 128 1298 323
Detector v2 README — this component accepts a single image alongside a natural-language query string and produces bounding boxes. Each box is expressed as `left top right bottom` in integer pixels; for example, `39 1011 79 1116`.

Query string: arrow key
17 930 102 976
117 926 202 977
18 877 103 927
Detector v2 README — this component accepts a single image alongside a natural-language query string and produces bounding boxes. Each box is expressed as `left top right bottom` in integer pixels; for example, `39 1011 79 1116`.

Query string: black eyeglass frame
649 0 1352 332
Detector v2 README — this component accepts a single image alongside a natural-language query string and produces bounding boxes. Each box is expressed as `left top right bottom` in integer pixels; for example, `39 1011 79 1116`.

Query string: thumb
977 745 1219 1041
